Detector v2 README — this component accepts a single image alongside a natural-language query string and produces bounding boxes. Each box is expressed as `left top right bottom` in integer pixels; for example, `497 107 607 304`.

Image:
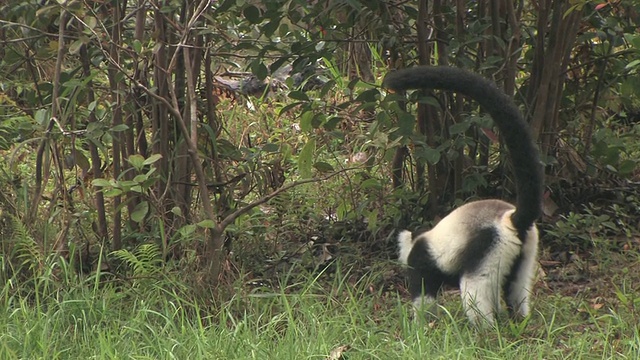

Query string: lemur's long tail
383 66 543 235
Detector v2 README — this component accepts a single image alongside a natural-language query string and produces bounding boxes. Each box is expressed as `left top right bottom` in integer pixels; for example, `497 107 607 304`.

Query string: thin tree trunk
80 44 108 242
107 0 125 251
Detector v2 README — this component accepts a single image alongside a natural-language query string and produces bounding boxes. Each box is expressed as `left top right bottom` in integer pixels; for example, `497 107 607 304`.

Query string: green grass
1 257 640 360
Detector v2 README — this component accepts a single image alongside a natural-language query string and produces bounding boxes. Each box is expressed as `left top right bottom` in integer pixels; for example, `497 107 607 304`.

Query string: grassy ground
1 250 640 359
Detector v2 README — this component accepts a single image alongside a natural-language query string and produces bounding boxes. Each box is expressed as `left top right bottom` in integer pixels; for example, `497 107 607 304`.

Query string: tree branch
218 167 361 231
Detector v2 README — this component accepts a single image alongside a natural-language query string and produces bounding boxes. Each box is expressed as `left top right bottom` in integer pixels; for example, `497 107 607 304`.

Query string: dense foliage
0 0 639 293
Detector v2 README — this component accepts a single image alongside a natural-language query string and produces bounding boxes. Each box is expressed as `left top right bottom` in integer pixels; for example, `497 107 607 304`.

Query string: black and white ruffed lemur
384 66 543 326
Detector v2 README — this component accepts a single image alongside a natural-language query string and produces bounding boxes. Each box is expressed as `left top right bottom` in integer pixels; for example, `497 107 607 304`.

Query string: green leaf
103 188 122 197
243 5 261 24
366 208 378 231
323 116 341 131
298 138 315 179
261 17 281 37
85 16 97 30
416 95 440 106
289 90 309 101
449 121 471 135
127 154 145 170
213 0 235 14
278 101 303 115
347 78 360 91
91 178 112 187
197 219 217 229
111 124 129 132
143 153 163 166
618 160 637 175
396 112 415 136
270 56 290 74
251 61 268 81
355 89 380 103
132 39 142 54
131 201 149 223
133 174 147 183
415 146 441 164
35 109 49 126
361 178 382 190
300 111 314 133
262 143 280 153
313 161 334 173
627 34 640 49
319 80 335 98
311 113 325 129
68 39 83 55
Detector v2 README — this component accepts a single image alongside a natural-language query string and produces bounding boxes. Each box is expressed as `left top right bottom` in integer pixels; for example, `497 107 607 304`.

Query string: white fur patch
399 199 539 325
397 230 414 265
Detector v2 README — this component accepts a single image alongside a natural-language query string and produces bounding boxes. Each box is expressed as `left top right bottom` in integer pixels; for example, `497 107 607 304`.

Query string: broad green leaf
313 161 334 173
111 124 129 132
319 79 335 98
133 174 147 183
132 39 142 54
620 77 640 98
396 112 415 136
298 138 315 179
361 178 382 190
416 95 440 106
300 110 314 133
91 178 112 187
68 39 83 55
35 109 49 126
347 78 360 90
131 201 149 223
213 0 235 14
618 160 637 175
450 121 471 135
623 33 640 49
261 18 281 37
366 209 378 231
279 101 303 115
197 219 217 229
270 56 290 74
251 61 268 81
415 146 441 165
625 59 640 70
311 113 325 129
355 88 380 103
127 154 145 170
171 206 183 216
243 5 261 24
323 116 341 131
104 188 122 197
143 153 163 166
262 143 280 153
289 90 309 101
118 180 138 188
85 16 97 30
177 224 196 237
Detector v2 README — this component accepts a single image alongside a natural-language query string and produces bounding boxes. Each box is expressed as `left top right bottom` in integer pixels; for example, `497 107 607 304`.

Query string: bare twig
218 167 362 231
28 9 69 223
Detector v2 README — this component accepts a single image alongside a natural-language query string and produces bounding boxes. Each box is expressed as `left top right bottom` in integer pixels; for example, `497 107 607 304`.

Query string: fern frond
111 243 162 277
4 213 44 278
